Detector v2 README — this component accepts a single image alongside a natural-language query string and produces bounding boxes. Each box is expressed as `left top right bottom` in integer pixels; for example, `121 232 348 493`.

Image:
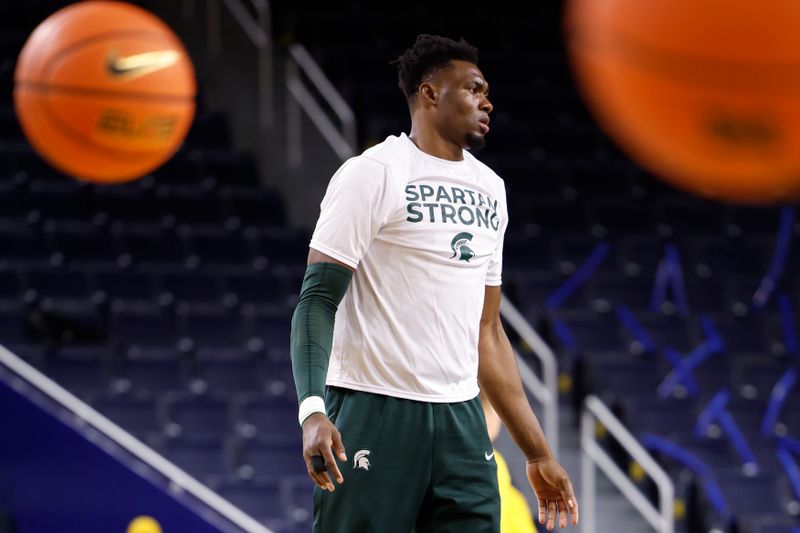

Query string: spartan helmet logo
450 232 475 262
353 449 371 471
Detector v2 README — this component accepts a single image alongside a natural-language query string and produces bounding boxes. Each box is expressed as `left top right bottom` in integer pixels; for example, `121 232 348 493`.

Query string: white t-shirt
309 133 508 403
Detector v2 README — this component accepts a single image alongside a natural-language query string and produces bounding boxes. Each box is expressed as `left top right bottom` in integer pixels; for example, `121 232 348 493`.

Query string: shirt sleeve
310 156 399 269
485 185 508 287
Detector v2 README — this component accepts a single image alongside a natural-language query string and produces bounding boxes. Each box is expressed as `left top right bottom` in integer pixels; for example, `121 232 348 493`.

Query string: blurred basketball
565 0 800 204
13 1 195 184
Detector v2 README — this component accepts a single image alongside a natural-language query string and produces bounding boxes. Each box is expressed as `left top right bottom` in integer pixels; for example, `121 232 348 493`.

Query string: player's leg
313 387 433 533
415 395 500 533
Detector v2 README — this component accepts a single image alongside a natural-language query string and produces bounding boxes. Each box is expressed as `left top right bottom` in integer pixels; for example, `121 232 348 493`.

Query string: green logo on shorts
450 232 475 262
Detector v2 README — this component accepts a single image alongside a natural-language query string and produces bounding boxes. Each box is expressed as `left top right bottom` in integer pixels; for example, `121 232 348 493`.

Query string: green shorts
313 387 500 533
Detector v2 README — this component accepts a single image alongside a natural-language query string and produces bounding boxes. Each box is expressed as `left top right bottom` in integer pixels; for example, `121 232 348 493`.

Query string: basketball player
290 34 578 532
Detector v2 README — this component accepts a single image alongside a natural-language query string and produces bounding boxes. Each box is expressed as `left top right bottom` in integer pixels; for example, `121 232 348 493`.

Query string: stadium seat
154 434 234 481
212 477 284 524
233 393 298 440
194 349 265 394
111 303 181 354
161 393 232 439
91 269 159 306
45 345 112 395
119 349 188 394
157 271 225 307
91 391 158 432
235 440 307 478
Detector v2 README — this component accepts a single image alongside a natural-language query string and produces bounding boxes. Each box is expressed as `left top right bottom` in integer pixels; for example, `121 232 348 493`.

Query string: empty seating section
0 2 797 532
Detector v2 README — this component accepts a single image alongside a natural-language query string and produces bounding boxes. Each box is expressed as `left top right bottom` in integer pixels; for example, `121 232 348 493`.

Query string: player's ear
418 82 437 106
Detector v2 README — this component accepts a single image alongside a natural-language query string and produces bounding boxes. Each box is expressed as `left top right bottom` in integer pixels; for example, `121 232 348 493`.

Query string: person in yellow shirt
483 392 538 533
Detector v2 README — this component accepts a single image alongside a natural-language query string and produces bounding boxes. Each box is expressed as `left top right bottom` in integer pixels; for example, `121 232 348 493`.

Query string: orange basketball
13 1 195 184
565 0 800 204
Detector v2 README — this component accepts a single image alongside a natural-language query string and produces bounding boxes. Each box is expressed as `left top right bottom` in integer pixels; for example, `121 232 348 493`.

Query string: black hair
391 34 479 101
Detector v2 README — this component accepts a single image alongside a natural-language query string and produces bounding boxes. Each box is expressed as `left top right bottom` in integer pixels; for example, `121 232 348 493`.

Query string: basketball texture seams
13 1 195 183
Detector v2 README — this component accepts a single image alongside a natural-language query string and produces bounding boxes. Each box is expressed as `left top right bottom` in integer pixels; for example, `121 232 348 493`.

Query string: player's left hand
526 457 579 530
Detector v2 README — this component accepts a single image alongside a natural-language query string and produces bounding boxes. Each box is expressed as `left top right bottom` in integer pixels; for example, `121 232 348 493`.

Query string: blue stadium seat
22 267 92 303
177 305 253 350
47 225 121 268
618 396 698 438
250 310 291 354
212 478 284 524
0 181 33 226
154 435 234 481
27 180 93 225
655 198 724 239
223 187 287 229
711 468 797 528
725 205 783 238
745 515 800 533
552 310 624 352
92 269 158 306
29 299 107 345
502 235 554 276
152 151 202 186
184 228 258 270
234 394 297 440
616 237 663 278
0 306 34 345
588 199 657 238
686 236 769 279
162 188 227 228
263 358 296 398
92 394 160 439
256 230 310 270
117 227 189 268
683 279 726 314
0 227 53 266
628 312 699 354
111 303 181 353
0 268 21 307
585 352 663 400
45 345 111 395
92 184 163 226
585 275 652 312
158 271 225 306
119 349 188 394
194 349 264 394
712 314 771 355
236 440 306 478
223 272 290 308
2 342 45 367
161 393 232 439
731 356 788 399
185 112 232 150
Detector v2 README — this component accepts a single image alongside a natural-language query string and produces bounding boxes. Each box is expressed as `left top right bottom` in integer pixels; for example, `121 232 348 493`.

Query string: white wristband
298 396 326 426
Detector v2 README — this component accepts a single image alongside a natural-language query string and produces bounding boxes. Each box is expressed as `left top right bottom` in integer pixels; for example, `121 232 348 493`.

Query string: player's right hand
301 413 347 491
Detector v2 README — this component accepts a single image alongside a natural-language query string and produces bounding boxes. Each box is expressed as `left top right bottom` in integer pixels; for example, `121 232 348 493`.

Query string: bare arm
478 286 551 459
478 285 579 529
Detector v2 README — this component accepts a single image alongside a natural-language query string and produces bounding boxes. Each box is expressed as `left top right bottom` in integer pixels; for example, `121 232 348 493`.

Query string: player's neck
408 127 463 162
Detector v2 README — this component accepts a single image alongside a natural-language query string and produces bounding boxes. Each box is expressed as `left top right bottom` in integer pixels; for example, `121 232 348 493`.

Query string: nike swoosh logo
106 49 180 80
485 451 494 461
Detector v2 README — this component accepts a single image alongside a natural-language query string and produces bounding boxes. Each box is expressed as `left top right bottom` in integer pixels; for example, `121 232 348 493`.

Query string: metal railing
286 44 357 168
500 294 559 455
581 395 674 533
0 345 273 533
205 0 274 129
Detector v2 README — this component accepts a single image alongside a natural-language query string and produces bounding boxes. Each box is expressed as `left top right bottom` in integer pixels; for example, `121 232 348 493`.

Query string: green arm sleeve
290 261 353 403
